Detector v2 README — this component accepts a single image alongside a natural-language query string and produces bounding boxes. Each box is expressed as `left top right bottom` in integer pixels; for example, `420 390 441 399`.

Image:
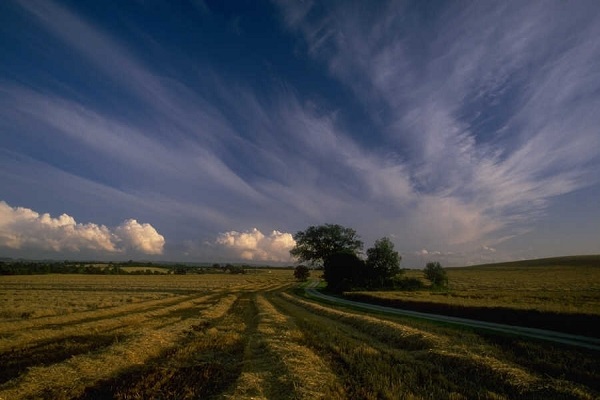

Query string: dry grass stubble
275 292 597 399
223 294 343 399
0 294 240 400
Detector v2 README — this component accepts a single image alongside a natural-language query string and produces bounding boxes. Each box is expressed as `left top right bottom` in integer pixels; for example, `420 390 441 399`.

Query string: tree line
0 261 260 276
0 261 167 275
290 224 448 293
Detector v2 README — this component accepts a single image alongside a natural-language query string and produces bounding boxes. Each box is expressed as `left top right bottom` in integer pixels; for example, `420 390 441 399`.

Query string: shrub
392 276 426 291
294 265 310 281
424 262 448 288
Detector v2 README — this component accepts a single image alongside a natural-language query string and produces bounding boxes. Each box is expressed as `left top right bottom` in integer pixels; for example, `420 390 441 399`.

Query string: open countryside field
347 256 600 336
1 268 599 399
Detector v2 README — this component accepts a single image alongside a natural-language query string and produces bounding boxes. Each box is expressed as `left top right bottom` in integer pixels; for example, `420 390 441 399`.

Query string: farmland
1 267 599 399
347 256 600 336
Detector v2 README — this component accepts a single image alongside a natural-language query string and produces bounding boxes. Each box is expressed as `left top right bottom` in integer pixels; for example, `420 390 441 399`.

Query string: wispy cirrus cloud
0 83 266 213
275 0 600 250
2 0 598 265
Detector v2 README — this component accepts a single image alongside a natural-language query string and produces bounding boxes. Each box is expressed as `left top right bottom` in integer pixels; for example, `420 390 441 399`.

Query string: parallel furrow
273 293 595 400
0 292 226 353
77 293 254 400
0 293 190 334
0 294 241 400
223 294 342 400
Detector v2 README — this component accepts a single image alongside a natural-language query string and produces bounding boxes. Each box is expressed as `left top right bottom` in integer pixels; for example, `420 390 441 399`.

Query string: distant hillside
458 255 600 270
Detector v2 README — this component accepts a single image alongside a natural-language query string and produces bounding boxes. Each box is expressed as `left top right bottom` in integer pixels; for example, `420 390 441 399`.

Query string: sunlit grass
0 267 598 399
352 259 600 315
275 292 598 399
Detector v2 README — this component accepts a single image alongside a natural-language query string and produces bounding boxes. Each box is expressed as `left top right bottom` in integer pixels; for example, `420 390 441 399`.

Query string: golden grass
223 294 342 399
0 288 171 320
358 264 600 315
0 269 294 291
275 292 598 399
0 271 294 320
0 269 598 399
0 272 295 400
0 293 241 400
0 293 227 355
79 294 256 400
281 292 443 350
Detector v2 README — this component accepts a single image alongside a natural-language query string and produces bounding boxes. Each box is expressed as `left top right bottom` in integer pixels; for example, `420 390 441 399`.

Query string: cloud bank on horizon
216 229 296 262
0 0 599 265
0 201 164 256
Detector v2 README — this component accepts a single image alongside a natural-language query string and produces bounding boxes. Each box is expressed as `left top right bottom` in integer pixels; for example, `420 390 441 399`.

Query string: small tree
365 237 402 288
424 261 448 288
290 224 363 267
294 265 310 282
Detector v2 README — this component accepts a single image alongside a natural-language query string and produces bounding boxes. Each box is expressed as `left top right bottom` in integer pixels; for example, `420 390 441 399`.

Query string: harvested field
1 270 598 399
348 257 600 335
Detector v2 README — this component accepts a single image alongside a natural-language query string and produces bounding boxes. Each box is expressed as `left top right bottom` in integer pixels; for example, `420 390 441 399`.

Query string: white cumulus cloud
115 219 165 255
0 201 164 255
216 228 296 262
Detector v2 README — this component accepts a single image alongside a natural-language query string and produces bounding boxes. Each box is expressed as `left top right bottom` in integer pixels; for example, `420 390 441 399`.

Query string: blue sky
1 0 599 266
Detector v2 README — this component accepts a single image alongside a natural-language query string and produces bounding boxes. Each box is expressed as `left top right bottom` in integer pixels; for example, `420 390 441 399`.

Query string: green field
1 264 599 399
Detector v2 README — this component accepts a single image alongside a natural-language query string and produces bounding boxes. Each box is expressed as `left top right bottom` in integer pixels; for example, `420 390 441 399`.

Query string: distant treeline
0 261 269 276
0 261 163 275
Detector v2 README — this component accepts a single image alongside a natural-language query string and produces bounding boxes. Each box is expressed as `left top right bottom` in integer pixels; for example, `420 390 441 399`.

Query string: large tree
323 251 366 293
365 237 401 288
290 224 363 267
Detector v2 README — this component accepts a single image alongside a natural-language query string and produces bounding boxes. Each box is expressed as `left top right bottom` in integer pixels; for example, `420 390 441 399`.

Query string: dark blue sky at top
1 0 379 184
0 0 599 265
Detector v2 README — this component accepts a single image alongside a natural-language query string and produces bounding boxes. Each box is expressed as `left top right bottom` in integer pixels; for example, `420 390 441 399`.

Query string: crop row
0 273 597 399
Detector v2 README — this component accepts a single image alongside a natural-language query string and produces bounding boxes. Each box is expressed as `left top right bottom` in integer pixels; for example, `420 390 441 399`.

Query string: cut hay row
0 294 241 400
273 292 597 399
271 294 415 399
223 294 342 399
1 270 596 399
0 281 276 330
0 292 225 353
78 294 257 400
0 288 176 320
222 281 293 293
0 270 294 296
0 291 194 332
281 292 442 350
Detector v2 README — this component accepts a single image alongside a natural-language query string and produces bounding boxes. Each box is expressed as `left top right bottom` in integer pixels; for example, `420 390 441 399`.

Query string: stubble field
1 269 599 399
347 256 600 336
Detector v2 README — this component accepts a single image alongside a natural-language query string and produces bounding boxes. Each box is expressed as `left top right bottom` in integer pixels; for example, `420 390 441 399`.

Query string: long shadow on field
0 334 127 384
275 294 599 399
344 292 600 337
78 295 258 400
479 332 600 392
38 293 221 331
